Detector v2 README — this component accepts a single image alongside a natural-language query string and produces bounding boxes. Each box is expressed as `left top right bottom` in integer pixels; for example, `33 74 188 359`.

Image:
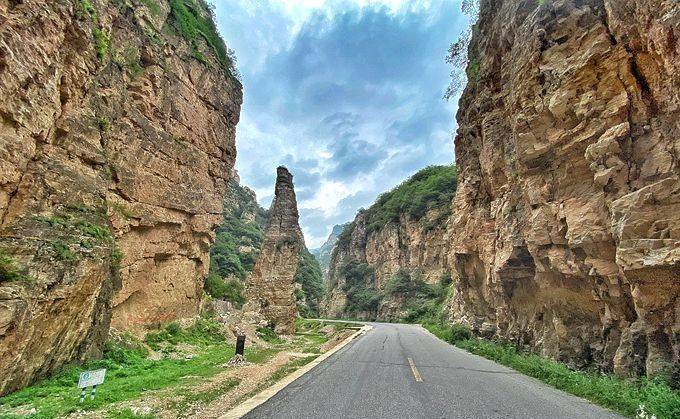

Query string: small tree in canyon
444 0 480 100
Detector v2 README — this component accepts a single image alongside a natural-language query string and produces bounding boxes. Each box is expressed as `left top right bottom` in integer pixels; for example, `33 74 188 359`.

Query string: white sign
78 369 106 388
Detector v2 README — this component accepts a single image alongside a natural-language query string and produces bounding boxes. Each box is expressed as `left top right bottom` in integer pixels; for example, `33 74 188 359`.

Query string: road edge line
220 324 372 419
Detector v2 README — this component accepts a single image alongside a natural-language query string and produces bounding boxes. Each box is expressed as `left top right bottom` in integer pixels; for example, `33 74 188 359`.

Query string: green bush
295 249 324 317
449 323 472 343
338 260 382 315
384 269 436 298
203 273 245 308
210 189 267 280
167 0 239 80
256 327 283 344
0 250 30 282
93 27 110 61
363 165 456 234
145 317 226 350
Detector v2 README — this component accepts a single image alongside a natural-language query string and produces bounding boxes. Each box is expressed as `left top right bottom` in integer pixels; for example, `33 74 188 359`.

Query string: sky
211 0 469 248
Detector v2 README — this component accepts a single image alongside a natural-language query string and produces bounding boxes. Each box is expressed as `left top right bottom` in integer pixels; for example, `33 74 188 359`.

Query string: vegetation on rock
363 165 456 234
294 249 325 317
0 250 30 283
167 0 240 81
424 323 680 419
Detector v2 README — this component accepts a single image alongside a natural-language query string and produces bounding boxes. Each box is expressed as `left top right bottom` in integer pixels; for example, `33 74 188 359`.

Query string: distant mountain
311 223 349 280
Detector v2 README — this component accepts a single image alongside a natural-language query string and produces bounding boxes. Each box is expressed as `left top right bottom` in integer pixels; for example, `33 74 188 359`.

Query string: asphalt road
244 322 622 419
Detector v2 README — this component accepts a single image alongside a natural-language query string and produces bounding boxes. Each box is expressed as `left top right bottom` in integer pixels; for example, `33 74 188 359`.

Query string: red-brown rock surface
448 0 679 376
0 0 241 394
244 167 304 334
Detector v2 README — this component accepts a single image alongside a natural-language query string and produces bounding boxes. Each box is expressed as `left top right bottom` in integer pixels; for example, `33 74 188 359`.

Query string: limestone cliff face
311 223 348 279
449 0 679 376
324 211 451 321
324 166 457 320
0 0 241 395
244 167 304 334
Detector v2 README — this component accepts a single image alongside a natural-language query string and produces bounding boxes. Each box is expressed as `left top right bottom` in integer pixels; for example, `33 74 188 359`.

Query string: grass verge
423 323 680 419
0 318 270 418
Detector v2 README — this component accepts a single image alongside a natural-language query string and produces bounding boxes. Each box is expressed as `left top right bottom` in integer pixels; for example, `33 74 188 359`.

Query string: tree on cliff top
444 0 480 100
364 165 457 233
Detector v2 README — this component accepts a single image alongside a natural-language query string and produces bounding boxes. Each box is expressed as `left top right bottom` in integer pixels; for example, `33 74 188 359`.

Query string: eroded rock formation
324 211 451 320
244 167 303 334
311 223 348 279
324 166 456 320
448 0 679 376
0 0 241 394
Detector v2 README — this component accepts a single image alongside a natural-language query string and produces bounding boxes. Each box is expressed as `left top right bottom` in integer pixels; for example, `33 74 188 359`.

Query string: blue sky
211 0 469 247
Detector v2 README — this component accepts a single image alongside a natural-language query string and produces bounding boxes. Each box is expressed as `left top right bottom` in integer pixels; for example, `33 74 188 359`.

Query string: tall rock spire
244 167 303 334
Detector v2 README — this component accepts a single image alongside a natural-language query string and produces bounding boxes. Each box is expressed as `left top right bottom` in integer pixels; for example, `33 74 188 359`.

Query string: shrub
384 269 436 298
93 27 110 61
449 323 472 343
97 116 110 131
0 250 30 282
167 0 240 80
50 241 77 262
338 259 381 315
203 273 245 308
363 165 456 234
294 249 324 317
256 327 283 344
145 317 226 350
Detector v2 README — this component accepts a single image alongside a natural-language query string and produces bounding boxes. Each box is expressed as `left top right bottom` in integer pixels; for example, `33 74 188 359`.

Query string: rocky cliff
207 177 323 317
311 223 348 279
448 0 679 377
0 0 241 395
244 167 304 334
324 165 456 320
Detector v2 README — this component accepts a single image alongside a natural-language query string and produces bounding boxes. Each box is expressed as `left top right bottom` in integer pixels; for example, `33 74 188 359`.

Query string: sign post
78 369 106 403
236 335 246 356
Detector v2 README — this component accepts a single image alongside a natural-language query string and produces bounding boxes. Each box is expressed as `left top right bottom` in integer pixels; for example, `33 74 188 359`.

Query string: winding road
243 322 621 419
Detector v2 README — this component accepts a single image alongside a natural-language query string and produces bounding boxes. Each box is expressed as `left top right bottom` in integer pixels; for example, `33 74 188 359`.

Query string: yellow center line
408 357 423 382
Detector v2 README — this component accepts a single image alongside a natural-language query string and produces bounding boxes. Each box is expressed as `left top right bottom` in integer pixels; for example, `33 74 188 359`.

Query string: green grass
169 378 240 414
0 318 238 418
167 0 239 80
255 327 284 345
98 116 110 131
204 273 245 308
0 250 31 283
424 323 680 418
294 249 324 317
139 0 162 16
93 27 110 61
49 240 77 261
269 356 318 382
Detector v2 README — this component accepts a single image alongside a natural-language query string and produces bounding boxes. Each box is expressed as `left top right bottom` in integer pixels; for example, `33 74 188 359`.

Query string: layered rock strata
244 167 303 334
449 0 679 376
0 0 241 394
324 210 451 320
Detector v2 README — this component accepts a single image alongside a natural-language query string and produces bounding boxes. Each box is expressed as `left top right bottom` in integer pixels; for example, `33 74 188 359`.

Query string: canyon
0 0 678 407
325 0 680 378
